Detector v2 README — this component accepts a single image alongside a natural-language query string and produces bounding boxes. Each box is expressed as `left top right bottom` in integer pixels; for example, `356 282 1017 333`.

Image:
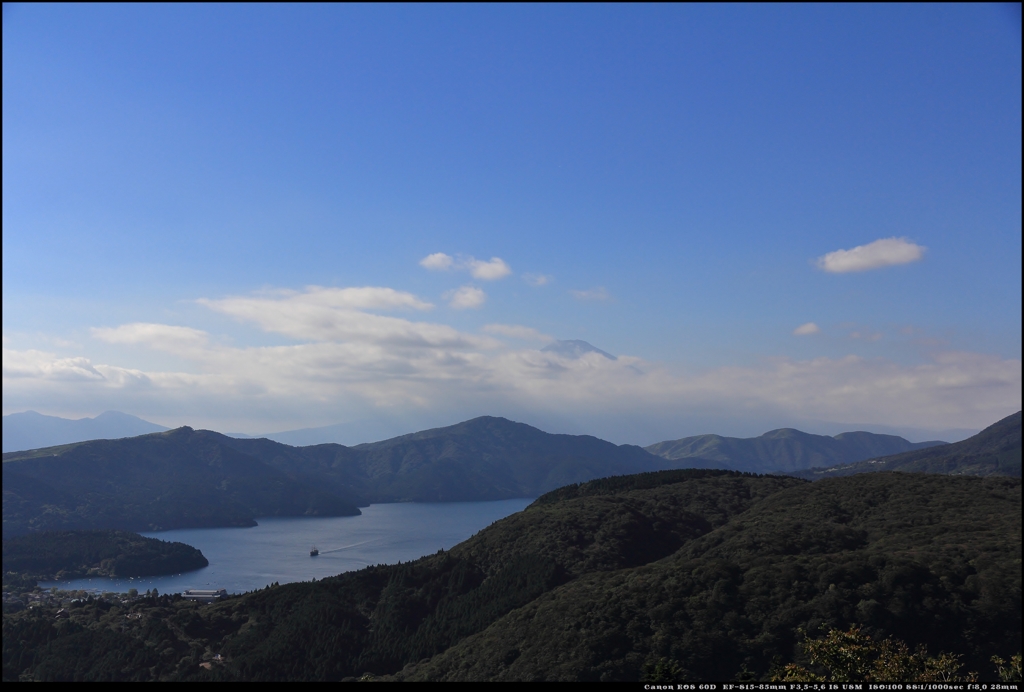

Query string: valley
2 411 1020 681
3 469 1019 681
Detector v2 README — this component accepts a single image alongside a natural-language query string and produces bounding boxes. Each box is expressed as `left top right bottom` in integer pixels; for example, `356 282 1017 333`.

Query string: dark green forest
3 470 1019 682
1 429 362 536
3 530 208 588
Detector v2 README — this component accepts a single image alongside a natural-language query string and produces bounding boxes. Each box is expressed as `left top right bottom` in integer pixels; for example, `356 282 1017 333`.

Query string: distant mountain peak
541 339 616 360
759 428 812 440
2 410 168 453
93 410 152 423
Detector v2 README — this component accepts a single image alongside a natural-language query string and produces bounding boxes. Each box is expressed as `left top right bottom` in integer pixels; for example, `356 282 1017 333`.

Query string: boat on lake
310 546 319 557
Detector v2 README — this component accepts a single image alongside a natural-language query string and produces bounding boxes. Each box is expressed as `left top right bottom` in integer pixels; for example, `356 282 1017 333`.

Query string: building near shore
182 589 226 603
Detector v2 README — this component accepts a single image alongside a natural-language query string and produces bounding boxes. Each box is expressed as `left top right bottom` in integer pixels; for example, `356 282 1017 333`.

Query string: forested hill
645 427 945 473
5 413 1017 536
794 410 1022 480
2 530 208 587
3 469 1019 681
2 428 361 536
3 417 675 535
223 415 674 504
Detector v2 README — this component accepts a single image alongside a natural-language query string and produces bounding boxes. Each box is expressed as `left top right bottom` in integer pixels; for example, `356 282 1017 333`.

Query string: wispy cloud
482 324 552 341
793 322 820 336
850 330 883 342
2 348 105 381
522 273 551 287
419 253 454 271
92 323 210 352
445 285 487 309
570 287 611 301
199 286 488 348
202 286 433 312
817 237 926 273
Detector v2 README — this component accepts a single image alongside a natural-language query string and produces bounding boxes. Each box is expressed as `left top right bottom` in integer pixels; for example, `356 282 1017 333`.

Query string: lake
40 498 533 595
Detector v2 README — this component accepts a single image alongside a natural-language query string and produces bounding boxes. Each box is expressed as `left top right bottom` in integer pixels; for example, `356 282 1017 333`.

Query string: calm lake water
40 498 533 595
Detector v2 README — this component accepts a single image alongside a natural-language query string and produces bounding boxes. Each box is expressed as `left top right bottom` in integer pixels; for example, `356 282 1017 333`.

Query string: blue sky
3 4 1020 444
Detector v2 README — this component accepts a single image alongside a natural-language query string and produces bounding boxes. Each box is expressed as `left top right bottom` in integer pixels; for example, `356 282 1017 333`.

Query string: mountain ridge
2 410 168 453
3 417 678 535
5 413 1018 537
223 415 674 503
793 410 1021 479
645 426 945 474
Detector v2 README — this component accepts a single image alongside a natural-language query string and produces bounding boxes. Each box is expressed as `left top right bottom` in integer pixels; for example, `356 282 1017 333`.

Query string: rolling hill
3 530 208 584
6 413 1017 538
645 427 945 474
2 427 361 536
794 410 1021 479
224 416 674 504
2 417 678 535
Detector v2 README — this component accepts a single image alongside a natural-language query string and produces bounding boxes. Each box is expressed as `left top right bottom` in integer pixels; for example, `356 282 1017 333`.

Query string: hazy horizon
4 5 1020 443
1 406 986 450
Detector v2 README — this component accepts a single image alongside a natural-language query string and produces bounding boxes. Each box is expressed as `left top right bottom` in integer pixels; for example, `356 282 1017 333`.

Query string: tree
772 627 976 682
991 654 1023 682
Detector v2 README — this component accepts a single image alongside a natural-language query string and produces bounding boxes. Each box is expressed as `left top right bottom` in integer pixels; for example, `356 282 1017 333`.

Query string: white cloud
5 339 1018 440
570 287 611 301
92 323 210 352
2 348 105 381
850 331 883 342
420 253 454 271
482 324 553 341
253 285 434 311
467 257 512 280
817 237 926 273
195 286 485 349
5 285 1020 441
445 285 487 309
420 253 512 280
793 322 820 336
523 273 551 287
